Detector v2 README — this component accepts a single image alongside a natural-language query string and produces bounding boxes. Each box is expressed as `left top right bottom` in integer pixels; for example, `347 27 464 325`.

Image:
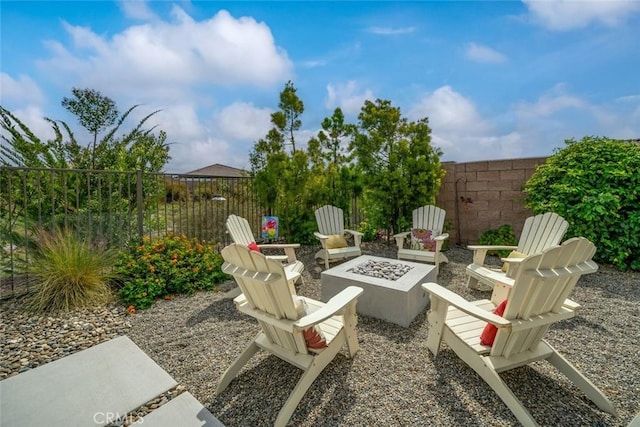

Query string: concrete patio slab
136 392 225 426
0 335 177 427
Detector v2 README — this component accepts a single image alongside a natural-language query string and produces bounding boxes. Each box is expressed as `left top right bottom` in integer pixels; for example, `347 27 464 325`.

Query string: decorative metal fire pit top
347 259 414 281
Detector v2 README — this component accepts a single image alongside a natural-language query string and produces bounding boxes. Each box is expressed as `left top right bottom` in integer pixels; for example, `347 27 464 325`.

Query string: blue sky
2 1 639 173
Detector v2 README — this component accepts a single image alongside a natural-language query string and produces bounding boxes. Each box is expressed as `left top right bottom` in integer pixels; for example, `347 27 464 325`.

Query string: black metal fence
0 166 262 298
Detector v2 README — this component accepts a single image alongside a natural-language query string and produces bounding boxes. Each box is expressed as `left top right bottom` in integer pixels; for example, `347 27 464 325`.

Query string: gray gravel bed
1 242 639 426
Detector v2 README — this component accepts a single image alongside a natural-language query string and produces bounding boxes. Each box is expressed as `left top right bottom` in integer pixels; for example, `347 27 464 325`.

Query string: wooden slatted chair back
491 237 597 359
413 205 446 235
226 214 257 246
221 244 306 354
315 205 346 235
517 212 569 255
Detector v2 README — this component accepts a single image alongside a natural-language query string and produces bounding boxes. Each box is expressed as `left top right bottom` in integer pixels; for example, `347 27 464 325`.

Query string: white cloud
151 104 206 142
523 0 640 30
300 59 327 68
0 74 56 144
465 43 507 64
212 102 272 141
408 85 491 134
38 7 293 94
515 87 586 117
62 22 109 52
325 81 374 115
118 0 158 21
407 86 529 161
28 7 295 173
139 102 272 172
515 85 640 142
0 73 45 106
503 85 640 158
366 26 416 35
7 106 56 142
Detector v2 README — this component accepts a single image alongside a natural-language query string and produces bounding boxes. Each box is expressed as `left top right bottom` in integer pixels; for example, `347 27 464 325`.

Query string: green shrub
478 225 518 258
115 233 229 309
357 221 378 242
28 227 118 313
524 136 640 270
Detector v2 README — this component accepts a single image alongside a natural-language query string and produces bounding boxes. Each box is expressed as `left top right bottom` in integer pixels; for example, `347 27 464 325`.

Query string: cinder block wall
435 157 548 246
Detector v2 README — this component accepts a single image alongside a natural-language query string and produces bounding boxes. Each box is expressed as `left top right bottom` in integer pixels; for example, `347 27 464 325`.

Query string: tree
249 81 314 242
0 106 75 169
1 104 169 173
524 136 640 270
306 108 361 213
1 102 170 249
62 88 119 169
350 99 444 236
272 80 303 153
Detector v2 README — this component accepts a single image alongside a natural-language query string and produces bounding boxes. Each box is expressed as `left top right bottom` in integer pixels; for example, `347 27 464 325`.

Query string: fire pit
321 255 436 327
347 259 413 281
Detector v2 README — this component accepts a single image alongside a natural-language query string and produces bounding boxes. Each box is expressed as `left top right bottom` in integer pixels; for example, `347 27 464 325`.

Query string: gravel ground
1 242 639 426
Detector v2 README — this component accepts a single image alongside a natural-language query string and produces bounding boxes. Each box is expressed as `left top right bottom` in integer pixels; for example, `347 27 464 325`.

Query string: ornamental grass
28 227 119 313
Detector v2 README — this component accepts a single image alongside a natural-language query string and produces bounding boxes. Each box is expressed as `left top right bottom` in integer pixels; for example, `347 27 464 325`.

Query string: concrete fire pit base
321 255 437 327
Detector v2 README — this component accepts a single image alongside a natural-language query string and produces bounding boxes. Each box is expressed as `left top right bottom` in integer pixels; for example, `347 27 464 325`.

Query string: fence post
136 170 144 238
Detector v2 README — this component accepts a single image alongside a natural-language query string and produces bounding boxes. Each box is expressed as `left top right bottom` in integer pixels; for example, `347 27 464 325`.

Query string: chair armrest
258 243 300 263
294 286 364 330
467 245 518 265
467 245 518 251
344 229 363 248
422 282 512 329
314 231 329 250
258 243 301 249
499 256 523 264
500 256 524 279
393 231 410 250
314 231 329 240
434 233 449 241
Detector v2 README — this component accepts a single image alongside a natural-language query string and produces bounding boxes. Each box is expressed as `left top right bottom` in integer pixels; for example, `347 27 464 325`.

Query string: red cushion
303 326 328 349
479 299 508 347
247 242 261 253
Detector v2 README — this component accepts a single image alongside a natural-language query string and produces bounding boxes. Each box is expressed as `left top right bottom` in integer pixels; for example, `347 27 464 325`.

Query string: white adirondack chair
217 244 363 427
466 212 568 290
226 214 304 284
422 237 616 426
393 205 449 276
314 205 363 269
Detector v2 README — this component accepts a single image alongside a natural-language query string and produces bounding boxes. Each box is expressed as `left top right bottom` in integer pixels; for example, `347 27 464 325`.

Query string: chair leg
445 333 537 426
342 307 360 357
215 337 260 394
474 360 538 427
467 275 480 289
274 344 340 427
547 346 617 415
425 297 447 357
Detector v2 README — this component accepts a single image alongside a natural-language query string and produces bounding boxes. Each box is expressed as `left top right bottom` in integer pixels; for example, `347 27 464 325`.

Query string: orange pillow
247 242 261 253
479 299 508 347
